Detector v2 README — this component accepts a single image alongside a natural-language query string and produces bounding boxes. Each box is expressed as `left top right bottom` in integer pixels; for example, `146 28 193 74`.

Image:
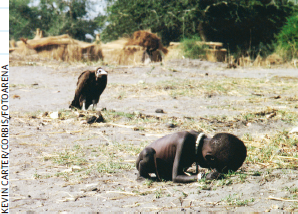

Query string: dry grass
107 76 298 102
101 38 146 65
233 53 286 67
10 34 103 62
101 31 169 65
165 42 184 61
103 46 145 66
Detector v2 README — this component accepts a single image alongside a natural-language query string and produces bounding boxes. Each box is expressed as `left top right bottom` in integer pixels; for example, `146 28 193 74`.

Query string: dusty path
10 59 298 212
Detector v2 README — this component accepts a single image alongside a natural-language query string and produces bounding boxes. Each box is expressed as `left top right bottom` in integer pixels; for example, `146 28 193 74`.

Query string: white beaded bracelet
197 173 202 180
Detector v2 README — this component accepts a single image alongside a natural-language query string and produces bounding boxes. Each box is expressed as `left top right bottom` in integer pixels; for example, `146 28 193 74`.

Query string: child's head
200 133 247 173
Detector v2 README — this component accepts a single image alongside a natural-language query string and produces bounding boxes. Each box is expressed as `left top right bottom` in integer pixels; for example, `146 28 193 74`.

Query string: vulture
70 67 108 111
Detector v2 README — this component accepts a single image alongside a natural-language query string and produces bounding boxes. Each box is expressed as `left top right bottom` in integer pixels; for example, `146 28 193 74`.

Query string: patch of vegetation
107 77 298 108
274 12 298 60
241 108 298 125
285 186 298 199
33 173 41 179
155 189 163 199
53 148 88 166
96 161 133 173
103 110 135 121
244 130 298 169
43 141 143 182
216 178 233 186
25 110 44 118
181 36 207 59
55 172 71 181
144 179 154 187
58 109 78 120
101 109 172 130
252 171 261 176
221 194 255 206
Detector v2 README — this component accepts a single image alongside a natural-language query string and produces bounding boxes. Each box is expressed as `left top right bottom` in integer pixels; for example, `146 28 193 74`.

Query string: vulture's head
95 67 108 80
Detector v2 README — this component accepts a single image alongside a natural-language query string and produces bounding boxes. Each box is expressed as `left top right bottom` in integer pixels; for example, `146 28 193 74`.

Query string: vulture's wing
70 71 92 108
75 71 91 96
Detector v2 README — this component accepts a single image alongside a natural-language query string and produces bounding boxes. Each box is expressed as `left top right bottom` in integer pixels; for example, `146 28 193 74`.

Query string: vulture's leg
92 100 97 111
82 101 87 111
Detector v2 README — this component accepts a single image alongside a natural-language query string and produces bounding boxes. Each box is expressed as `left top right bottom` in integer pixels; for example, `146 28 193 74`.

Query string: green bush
181 36 207 59
275 13 298 60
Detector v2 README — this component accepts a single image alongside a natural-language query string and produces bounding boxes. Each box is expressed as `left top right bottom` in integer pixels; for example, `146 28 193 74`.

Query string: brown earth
10 58 298 212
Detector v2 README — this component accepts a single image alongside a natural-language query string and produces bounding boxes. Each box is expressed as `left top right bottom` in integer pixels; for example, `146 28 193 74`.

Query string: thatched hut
10 30 103 62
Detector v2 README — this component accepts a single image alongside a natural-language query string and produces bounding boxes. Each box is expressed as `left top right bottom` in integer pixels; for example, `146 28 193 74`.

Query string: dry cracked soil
10 58 298 212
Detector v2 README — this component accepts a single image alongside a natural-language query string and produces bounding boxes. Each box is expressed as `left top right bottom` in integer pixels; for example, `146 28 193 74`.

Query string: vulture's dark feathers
70 67 108 110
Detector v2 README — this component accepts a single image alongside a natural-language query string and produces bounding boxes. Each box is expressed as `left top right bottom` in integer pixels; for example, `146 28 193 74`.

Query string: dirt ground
10 58 298 212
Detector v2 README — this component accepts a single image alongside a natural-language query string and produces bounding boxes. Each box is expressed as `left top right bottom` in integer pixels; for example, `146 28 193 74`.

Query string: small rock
62 168 73 173
12 94 20 99
86 116 97 124
62 166 81 173
271 95 281 99
80 183 100 192
155 109 164 113
60 197 76 202
72 166 82 170
272 205 279 209
134 111 141 116
96 111 105 122
166 123 176 128
289 127 298 133
86 113 105 124
266 112 276 119
49 112 59 119
101 107 107 111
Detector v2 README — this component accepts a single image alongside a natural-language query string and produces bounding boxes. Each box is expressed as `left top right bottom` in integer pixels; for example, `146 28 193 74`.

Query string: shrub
275 13 298 60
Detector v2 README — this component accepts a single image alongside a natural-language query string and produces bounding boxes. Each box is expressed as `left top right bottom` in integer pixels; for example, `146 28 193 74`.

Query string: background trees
9 0 101 41
100 0 297 55
274 12 298 59
10 0 40 40
9 0 298 58
100 0 205 44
